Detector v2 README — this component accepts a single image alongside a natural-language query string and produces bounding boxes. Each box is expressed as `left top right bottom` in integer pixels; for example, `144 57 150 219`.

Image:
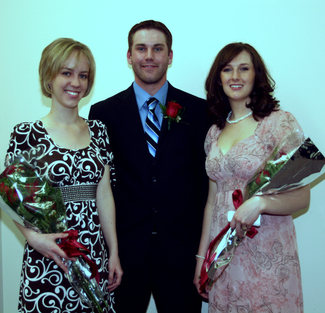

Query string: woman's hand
193 179 217 299
230 196 262 237
230 185 310 237
25 231 72 273
193 257 209 299
107 255 123 291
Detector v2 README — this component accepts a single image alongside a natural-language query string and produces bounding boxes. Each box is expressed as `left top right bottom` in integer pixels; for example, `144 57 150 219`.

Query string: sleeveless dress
6 119 115 313
205 110 304 313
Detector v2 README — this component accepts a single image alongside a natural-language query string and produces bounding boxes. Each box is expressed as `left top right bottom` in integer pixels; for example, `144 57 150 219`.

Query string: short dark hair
205 42 279 128
128 20 172 54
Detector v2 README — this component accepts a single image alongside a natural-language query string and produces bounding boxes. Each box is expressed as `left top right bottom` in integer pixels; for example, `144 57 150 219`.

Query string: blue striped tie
144 97 161 157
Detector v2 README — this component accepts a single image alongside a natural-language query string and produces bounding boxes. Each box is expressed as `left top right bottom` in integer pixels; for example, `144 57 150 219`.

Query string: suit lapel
155 84 180 161
114 86 153 165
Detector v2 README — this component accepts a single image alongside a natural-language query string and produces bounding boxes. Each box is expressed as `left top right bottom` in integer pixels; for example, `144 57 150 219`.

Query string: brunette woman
194 42 309 312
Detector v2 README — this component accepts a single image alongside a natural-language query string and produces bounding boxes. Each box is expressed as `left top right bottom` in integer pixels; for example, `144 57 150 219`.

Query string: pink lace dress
205 110 304 312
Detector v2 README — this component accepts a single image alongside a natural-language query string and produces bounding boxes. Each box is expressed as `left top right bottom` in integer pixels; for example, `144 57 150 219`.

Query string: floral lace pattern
205 110 304 312
6 119 115 313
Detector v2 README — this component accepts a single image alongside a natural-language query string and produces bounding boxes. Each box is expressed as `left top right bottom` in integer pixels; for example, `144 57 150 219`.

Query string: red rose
255 170 270 185
6 187 20 205
26 181 40 196
0 182 10 194
165 101 182 118
24 181 42 205
1 164 17 178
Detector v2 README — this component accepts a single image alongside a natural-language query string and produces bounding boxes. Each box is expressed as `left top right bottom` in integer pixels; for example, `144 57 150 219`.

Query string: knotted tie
144 97 161 157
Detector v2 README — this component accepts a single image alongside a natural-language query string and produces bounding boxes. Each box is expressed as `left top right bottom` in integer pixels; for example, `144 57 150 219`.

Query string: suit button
152 177 156 183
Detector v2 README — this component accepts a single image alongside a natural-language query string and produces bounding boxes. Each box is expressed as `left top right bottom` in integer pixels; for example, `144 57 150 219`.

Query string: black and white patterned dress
6 119 115 313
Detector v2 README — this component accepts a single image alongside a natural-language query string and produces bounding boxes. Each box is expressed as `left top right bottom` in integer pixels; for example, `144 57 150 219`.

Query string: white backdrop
0 1 324 312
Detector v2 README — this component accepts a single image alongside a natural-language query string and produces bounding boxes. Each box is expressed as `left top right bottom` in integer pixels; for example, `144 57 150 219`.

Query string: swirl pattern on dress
6 119 115 313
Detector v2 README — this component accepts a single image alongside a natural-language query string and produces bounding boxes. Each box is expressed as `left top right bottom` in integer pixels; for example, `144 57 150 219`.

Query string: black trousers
113 235 202 313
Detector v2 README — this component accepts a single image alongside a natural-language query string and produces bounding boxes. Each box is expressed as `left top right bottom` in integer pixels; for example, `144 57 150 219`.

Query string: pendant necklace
226 111 252 124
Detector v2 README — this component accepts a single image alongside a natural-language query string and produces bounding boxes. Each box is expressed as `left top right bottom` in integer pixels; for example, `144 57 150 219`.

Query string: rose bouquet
199 190 258 292
200 129 325 291
246 135 325 198
0 155 111 313
0 155 67 232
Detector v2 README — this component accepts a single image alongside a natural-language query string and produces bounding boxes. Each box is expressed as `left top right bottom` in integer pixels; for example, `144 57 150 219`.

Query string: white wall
1 1 324 312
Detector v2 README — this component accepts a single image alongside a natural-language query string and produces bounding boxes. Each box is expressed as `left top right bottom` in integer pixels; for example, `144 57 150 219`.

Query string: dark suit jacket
89 83 211 271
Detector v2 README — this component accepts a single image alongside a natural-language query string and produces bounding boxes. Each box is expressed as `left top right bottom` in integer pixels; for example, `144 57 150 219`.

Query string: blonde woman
6 38 122 313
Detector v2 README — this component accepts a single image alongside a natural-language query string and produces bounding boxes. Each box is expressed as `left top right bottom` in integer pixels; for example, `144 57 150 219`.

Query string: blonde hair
39 38 96 98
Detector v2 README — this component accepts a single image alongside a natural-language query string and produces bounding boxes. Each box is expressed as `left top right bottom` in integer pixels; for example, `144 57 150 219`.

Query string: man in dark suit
89 20 210 313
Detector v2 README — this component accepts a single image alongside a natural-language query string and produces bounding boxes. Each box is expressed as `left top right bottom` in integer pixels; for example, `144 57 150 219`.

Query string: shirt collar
133 81 169 110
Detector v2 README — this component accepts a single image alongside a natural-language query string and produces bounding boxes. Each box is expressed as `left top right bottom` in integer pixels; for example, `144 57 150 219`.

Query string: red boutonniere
159 100 188 130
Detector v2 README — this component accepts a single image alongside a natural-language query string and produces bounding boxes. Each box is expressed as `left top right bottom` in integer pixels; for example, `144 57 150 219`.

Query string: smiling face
220 50 255 106
127 29 173 93
50 52 89 110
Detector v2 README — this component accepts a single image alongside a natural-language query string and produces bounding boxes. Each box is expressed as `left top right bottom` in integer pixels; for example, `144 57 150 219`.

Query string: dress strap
58 184 97 202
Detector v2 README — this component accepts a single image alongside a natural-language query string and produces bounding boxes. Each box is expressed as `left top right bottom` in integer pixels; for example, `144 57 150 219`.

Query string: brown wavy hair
205 42 279 129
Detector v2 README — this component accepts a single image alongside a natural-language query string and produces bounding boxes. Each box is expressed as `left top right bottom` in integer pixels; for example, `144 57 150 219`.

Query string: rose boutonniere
159 100 188 130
